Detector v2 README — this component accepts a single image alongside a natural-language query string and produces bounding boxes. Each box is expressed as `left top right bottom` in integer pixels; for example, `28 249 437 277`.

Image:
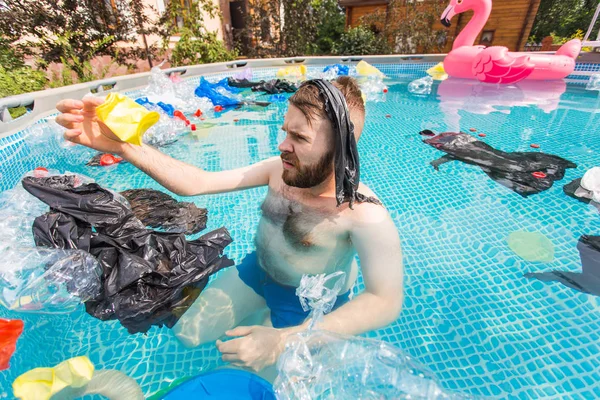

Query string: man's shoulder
347 183 389 223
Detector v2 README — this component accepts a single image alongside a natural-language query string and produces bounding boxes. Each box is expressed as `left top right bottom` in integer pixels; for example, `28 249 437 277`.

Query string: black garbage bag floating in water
421 131 577 197
22 175 234 334
120 188 208 235
524 235 600 297
227 77 298 94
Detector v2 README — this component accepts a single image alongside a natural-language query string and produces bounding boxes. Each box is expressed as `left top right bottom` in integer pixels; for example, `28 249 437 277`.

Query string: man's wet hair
288 76 366 140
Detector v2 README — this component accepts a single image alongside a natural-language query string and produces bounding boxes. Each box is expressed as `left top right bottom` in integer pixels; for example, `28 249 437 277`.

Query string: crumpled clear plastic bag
409 76 434 95
274 272 468 400
355 76 388 102
586 73 600 91
0 247 102 313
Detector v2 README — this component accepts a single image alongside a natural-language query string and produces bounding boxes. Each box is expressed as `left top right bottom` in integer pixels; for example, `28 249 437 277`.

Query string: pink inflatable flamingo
440 0 581 84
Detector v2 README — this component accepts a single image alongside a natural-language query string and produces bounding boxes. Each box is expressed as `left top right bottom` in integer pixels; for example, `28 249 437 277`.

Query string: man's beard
281 149 335 188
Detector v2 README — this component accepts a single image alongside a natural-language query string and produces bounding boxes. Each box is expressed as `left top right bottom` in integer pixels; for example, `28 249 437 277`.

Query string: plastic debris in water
408 76 434 95
427 62 449 81
275 271 468 399
586 73 600 91
508 231 555 262
13 356 95 400
276 65 307 79
355 60 385 77
96 93 160 146
0 319 23 371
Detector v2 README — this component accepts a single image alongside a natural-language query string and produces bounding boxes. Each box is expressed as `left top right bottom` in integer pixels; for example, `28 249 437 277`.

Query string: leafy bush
171 30 237 66
333 26 390 56
0 65 47 98
308 0 346 55
0 65 47 117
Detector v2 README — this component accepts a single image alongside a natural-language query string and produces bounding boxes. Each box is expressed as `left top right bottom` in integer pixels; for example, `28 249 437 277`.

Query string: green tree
158 0 236 65
309 0 346 55
333 26 391 55
531 0 599 41
0 0 162 80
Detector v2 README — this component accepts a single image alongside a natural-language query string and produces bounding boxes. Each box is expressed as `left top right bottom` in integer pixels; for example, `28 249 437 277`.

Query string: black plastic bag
120 189 208 235
22 175 234 334
524 235 600 297
228 77 298 94
421 130 577 197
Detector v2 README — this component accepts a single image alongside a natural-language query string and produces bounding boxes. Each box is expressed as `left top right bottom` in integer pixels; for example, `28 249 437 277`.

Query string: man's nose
278 136 293 154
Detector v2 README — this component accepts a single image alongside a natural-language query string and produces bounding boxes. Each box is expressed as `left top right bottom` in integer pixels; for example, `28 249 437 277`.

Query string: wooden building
339 0 542 52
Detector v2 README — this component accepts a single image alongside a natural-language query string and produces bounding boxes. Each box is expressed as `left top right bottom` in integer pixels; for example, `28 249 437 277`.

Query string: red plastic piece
530 144 540 149
99 154 123 166
185 120 191 126
0 319 24 371
478 133 486 137
194 109 203 117
469 128 477 132
233 119 239 122
190 124 197 131
383 88 388 93
532 171 547 179
33 167 49 178
214 105 223 112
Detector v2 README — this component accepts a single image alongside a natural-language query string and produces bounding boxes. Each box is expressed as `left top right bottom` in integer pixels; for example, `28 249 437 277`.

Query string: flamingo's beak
440 5 455 27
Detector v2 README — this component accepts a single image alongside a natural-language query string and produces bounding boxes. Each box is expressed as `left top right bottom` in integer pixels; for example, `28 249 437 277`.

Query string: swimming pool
1 61 600 398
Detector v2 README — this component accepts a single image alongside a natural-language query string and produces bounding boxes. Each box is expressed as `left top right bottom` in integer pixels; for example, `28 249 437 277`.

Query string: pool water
1 64 600 399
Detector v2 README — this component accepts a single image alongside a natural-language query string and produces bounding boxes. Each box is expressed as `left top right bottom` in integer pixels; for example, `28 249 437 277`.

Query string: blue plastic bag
194 77 241 107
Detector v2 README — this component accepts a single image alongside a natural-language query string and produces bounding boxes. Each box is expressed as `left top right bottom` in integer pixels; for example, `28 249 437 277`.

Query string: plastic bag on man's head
0 247 102 313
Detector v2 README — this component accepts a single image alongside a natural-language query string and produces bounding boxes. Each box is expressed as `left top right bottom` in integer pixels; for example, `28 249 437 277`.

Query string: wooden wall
343 0 542 52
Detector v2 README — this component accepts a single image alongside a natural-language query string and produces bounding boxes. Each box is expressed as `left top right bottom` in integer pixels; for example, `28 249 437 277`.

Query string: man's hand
55 97 126 155
216 325 287 372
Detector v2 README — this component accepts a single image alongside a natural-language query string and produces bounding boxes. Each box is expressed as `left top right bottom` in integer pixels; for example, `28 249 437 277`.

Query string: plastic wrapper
356 76 388 102
228 78 298 94
140 66 215 116
52 370 144 400
0 177 50 250
252 79 297 94
421 130 577 197
194 77 242 107
274 271 466 400
0 248 102 313
579 167 600 202
234 68 253 80
120 188 208 235
586 73 600 91
409 76 434 95
0 319 24 371
323 64 349 77
142 110 188 147
22 174 234 334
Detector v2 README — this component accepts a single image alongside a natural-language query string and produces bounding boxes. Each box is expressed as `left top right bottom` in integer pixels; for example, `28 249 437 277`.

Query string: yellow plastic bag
355 61 384 77
96 93 160 146
13 356 95 400
426 62 448 81
276 65 307 78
